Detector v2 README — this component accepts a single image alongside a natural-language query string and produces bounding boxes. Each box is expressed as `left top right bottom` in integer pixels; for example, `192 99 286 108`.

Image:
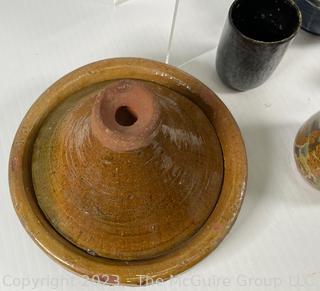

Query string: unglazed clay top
32 79 224 260
91 80 161 152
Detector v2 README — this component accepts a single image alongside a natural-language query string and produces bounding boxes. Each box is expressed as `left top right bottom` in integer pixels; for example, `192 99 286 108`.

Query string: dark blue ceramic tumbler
216 0 302 91
296 0 320 35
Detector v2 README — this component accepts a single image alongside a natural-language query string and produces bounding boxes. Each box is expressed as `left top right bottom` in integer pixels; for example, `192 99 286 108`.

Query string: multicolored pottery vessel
294 111 320 190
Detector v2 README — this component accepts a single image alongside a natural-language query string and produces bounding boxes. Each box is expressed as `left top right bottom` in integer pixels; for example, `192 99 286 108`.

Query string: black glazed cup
216 0 302 91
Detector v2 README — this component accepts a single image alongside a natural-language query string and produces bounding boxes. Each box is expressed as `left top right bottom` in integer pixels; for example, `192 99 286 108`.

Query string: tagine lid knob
91 80 161 152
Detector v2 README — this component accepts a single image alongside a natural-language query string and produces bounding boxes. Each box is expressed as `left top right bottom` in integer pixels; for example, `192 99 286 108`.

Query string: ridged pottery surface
9 58 247 286
32 80 224 260
295 111 320 190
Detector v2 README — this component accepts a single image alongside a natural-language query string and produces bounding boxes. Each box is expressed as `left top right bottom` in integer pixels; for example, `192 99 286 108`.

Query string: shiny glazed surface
216 0 301 91
296 0 320 35
295 111 320 190
9 58 247 285
32 80 224 260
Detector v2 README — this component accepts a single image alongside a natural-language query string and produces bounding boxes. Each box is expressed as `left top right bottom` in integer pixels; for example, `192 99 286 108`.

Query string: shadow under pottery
217 122 320 256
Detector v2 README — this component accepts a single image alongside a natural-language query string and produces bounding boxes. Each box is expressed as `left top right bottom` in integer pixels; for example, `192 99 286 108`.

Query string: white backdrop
1 0 320 290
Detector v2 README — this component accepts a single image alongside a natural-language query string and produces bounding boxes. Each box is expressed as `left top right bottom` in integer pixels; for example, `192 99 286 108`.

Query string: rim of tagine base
9 58 247 286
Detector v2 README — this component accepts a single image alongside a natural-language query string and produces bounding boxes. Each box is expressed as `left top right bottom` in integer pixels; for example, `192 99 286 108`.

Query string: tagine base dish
9 58 247 285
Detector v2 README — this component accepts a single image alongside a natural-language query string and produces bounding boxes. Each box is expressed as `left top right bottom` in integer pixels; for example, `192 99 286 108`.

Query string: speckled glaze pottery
9 58 247 286
296 0 320 35
295 111 320 190
216 0 301 91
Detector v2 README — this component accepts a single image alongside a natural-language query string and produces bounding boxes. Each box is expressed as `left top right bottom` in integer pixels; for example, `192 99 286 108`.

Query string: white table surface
1 1 320 290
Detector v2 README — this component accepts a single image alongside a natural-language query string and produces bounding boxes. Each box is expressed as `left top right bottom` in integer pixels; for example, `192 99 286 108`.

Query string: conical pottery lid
9 58 247 285
32 79 224 260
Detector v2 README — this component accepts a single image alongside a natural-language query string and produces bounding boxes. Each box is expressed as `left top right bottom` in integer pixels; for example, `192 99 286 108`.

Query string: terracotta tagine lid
9 58 247 285
32 78 224 260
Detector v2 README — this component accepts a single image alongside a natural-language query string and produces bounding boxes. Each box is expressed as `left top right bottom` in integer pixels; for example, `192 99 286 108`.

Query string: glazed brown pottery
9 58 247 285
